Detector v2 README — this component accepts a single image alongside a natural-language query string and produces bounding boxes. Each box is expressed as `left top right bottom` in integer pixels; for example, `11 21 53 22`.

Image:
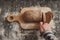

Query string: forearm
42 31 55 40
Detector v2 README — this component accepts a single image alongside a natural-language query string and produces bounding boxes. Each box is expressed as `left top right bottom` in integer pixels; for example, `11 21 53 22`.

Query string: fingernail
40 22 43 25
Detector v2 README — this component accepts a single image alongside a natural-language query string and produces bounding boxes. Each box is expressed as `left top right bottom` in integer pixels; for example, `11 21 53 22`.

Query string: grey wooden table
0 0 60 40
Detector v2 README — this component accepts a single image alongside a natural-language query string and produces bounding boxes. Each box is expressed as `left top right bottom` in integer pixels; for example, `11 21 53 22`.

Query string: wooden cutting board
6 7 53 29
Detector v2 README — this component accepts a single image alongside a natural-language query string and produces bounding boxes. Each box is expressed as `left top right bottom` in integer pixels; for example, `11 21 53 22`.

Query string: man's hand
40 22 52 33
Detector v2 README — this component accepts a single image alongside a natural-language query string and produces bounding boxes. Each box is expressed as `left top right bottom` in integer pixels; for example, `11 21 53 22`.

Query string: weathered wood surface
0 0 60 40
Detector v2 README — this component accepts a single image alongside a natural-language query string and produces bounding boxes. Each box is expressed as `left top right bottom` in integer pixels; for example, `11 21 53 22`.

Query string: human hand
40 22 52 33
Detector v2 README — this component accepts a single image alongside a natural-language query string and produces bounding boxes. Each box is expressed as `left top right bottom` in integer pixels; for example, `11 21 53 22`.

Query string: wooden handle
6 15 19 22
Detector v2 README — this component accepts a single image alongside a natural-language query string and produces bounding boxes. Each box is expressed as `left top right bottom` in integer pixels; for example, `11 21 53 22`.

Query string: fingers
40 22 52 32
40 22 45 32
